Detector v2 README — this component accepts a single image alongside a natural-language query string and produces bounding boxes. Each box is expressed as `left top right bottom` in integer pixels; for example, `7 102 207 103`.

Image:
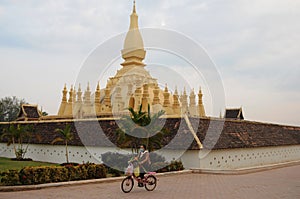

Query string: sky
0 0 299 126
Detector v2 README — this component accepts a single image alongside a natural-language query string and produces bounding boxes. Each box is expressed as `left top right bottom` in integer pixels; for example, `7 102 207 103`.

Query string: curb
191 160 300 175
2 161 299 192
0 170 192 192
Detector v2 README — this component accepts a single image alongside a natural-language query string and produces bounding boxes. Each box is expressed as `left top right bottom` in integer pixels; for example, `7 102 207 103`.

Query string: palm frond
51 137 64 144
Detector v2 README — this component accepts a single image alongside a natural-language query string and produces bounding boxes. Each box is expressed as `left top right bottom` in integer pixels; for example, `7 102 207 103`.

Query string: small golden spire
87 82 90 92
198 86 206 117
183 87 187 95
173 86 180 108
164 84 168 92
62 84 68 102
84 83 91 104
133 0 136 13
77 84 82 103
96 81 100 91
198 86 202 94
174 86 178 95
190 88 196 107
68 85 74 103
163 84 170 107
95 82 101 103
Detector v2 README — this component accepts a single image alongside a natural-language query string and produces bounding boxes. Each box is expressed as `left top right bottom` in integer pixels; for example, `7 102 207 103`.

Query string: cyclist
135 144 151 187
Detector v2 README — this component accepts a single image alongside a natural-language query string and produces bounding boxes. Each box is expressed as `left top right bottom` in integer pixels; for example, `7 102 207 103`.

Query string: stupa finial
121 0 146 67
133 0 136 13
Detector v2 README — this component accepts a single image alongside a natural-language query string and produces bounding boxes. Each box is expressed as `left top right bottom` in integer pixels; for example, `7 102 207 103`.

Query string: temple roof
1 117 299 150
17 104 41 121
191 118 300 150
225 108 244 120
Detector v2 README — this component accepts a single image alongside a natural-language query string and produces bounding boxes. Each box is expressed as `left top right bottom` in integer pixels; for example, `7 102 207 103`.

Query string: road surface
1 165 299 199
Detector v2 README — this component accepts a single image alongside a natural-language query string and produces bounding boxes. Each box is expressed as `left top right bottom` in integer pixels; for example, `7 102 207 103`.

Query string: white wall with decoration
1 143 299 171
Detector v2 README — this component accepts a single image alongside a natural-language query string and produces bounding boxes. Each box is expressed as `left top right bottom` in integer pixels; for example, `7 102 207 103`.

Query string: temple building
57 1 206 119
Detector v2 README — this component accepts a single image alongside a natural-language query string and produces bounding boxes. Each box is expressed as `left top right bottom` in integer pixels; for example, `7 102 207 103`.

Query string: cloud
0 0 299 125
0 0 129 52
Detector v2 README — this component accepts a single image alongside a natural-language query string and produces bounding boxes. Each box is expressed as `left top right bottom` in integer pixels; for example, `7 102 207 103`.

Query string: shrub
101 152 133 176
1 163 107 186
50 167 69 183
149 153 166 164
151 162 169 172
94 164 107 179
101 152 184 175
19 166 69 185
66 165 80 181
169 160 184 171
0 170 20 186
101 152 131 169
152 160 184 173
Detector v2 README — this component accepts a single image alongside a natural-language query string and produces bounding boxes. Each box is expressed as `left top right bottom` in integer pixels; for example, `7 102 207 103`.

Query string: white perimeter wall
1 143 299 170
0 143 120 164
198 145 300 170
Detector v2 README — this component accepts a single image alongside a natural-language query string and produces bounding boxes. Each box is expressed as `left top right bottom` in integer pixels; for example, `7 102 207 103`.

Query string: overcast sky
0 0 299 126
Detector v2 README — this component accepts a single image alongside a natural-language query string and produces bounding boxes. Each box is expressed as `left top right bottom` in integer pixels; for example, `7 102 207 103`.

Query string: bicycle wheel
145 175 157 191
121 176 134 193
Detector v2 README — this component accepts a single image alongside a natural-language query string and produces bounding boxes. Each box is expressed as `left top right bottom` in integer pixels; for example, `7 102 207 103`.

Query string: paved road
1 165 300 199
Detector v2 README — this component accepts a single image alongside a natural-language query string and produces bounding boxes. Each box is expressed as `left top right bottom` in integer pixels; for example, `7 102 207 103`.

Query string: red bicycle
121 161 157 193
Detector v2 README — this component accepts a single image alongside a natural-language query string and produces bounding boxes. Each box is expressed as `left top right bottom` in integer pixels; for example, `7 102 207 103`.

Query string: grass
0 157 58 173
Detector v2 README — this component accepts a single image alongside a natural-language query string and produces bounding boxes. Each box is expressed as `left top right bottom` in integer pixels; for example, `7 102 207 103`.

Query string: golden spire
163 84 170 107
73 86 77 103
198 87 203 104
133 0 136 14
84 83 91 104
181 87 188 113
96 81 100 91
68 85 74 103
173 86 180 109
198 87 206 117
62 84 68 102
121 0 146 67
190 89 196 107
95 82 101 104
77 84 82 102
130 0 138 29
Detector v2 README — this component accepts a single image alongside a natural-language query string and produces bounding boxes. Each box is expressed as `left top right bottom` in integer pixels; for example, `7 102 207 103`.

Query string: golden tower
57 1 206 118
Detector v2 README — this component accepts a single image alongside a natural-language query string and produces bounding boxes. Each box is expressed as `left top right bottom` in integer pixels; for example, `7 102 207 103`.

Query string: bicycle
121 161 157 193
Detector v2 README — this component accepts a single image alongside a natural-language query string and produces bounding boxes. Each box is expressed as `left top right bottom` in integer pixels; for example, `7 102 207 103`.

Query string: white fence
1 143 299 170
198 145 300 170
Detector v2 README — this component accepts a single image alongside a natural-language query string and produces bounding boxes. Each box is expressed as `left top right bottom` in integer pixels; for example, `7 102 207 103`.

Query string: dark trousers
140 163 150 179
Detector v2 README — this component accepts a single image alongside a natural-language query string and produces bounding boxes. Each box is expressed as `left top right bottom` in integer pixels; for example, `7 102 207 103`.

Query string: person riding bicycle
135 144 151 187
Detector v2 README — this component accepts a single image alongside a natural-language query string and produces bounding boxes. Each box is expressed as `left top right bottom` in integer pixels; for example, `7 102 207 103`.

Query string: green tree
0 96 26 122
116 104 167 152
52 124 73 163
1 124 34 160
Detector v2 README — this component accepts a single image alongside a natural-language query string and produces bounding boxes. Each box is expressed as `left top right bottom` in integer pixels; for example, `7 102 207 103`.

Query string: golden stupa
57 1 206 119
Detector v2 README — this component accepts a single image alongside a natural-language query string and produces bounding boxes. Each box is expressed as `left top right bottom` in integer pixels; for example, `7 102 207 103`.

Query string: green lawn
0 157 58 172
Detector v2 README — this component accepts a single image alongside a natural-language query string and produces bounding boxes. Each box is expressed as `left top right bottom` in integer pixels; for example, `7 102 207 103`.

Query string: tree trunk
65 141 69 163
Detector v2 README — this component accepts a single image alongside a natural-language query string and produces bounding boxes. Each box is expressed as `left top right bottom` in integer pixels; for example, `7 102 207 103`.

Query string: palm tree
116 104 166 152
52 124 73 163
1 124 33 160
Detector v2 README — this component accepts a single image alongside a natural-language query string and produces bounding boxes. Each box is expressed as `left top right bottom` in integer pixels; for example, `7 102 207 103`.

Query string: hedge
1 163 107 186
0 160 184 186
101 152 184 176
152 160 184 173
